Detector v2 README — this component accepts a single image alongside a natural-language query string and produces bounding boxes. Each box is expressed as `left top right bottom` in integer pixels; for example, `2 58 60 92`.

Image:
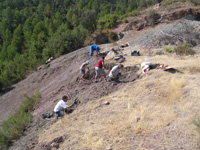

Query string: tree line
0 0 160 90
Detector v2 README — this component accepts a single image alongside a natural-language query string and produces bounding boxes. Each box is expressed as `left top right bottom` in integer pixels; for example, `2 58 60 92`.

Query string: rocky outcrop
123 7 200 31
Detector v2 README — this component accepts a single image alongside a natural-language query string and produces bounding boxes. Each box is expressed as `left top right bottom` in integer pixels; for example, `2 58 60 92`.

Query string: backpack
131 50 140 56
42 112 54 119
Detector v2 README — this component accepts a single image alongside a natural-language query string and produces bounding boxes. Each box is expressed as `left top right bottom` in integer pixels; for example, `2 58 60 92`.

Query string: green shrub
97 14 119 29
124 19 129 23
162 0 174 7
165 47 172 53
131 9 140 16
156 51 164 55
0 91 41 149
174 43 195 55
108 32 118 42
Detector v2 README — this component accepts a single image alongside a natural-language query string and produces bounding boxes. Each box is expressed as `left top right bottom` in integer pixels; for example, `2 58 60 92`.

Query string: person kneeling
53 95 74 118
108 64 124 83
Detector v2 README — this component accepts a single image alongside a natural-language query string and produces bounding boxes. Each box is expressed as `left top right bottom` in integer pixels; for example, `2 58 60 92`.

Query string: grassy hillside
38 51 200 149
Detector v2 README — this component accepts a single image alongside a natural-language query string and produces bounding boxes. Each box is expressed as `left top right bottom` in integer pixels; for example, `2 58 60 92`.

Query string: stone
135 116 140 122
104 101 110 105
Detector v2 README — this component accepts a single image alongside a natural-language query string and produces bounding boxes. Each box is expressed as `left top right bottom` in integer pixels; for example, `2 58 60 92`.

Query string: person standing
95 56 106 83
80 61 89 79
90 45 100 56
108 64 124 82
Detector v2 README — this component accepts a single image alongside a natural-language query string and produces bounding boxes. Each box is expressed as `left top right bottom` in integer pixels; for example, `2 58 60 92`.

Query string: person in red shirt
95 57 106 83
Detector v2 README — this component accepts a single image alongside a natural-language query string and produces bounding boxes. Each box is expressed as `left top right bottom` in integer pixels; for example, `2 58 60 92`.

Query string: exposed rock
104 101 110 105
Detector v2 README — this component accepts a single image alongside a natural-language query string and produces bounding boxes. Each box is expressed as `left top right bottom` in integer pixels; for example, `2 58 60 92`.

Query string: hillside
0 2 200 150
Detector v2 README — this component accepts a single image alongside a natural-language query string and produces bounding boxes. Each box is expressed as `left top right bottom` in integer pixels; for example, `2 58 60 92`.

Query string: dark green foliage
138 0 158 8
97 14 119 29
0 0 163 91
43 25 88 58
0 91 41 149
80 10 97 32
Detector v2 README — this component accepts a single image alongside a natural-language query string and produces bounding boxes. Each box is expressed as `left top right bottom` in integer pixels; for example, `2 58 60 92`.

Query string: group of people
94 56 124 83
53 45 124 119
80 56 124 83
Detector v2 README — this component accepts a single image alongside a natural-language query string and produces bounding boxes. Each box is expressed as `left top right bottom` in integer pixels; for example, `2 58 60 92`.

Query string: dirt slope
0 3 200 150
1 45 140 149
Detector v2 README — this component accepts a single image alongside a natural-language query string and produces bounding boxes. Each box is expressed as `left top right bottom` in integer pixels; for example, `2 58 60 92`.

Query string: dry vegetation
38 51 200 149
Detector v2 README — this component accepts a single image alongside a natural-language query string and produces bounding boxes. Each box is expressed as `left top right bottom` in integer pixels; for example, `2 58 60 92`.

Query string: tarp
105 51 115 60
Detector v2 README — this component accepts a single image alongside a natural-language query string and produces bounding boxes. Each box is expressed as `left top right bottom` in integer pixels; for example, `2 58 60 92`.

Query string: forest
0 0 166 90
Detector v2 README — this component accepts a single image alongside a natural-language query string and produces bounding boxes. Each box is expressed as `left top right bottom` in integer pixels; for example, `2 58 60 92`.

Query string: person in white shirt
54 95 74 118
80 61 89 79
108 64 124 82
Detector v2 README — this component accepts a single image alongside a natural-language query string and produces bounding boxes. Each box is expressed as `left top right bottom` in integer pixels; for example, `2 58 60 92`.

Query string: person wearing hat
45 56 54 64
80 61 90 79
90 45 100 57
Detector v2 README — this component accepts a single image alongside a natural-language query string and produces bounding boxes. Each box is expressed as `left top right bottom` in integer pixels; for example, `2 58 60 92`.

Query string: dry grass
158 77 186 104
38 52 200 149
189 67 200 73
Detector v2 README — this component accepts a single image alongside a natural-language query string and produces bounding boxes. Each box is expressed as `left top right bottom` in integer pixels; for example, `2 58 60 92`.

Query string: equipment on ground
131 50 140 56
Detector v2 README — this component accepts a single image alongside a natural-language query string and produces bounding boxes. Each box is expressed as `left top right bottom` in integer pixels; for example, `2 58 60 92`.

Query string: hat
85 61 89 64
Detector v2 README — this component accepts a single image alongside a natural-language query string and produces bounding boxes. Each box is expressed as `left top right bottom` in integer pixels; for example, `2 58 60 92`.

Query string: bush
131 9 140 16
97 14 119 29
174 43 195 55
108 32 118 42
124 19 129 23
165 47 172 53
162 0 174 7
0 91 41 149
156 51 164 55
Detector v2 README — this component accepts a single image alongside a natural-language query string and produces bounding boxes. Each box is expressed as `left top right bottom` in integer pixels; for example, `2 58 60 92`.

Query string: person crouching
53 95 74 118
80 61 89 79
108 64 124 83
